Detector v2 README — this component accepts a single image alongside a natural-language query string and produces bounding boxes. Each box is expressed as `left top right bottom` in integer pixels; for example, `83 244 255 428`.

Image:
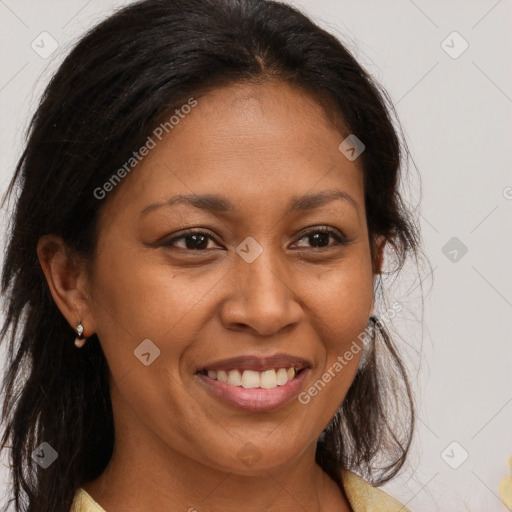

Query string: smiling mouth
197 367 305 389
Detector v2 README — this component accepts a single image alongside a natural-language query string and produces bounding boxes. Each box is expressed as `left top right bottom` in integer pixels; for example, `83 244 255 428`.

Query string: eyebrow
140 189 359 217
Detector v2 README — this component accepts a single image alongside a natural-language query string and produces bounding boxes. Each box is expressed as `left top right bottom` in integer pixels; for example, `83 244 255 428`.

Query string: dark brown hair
1 0 420 510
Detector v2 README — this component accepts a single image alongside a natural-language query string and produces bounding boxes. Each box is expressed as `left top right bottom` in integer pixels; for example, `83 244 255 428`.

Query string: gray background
1 1 511 510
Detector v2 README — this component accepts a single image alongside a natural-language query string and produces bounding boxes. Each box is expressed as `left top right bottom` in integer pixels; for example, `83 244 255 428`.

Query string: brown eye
294 227 348 249
161 231 219 251
160 226 348 253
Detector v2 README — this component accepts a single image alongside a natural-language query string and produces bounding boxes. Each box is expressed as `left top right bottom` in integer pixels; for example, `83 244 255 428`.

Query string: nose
219 246 304 336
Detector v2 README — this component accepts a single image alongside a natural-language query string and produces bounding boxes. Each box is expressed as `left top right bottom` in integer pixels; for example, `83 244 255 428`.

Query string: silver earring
74 321 86 348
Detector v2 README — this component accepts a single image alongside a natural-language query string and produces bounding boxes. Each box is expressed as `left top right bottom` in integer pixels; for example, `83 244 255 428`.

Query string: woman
0 0 420 510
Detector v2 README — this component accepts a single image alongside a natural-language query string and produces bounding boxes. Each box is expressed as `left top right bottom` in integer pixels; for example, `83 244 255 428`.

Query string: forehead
101 80 365 220
186 80 349 158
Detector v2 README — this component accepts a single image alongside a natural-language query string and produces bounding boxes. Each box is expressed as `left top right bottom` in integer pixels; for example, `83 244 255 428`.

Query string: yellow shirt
70 469 411 512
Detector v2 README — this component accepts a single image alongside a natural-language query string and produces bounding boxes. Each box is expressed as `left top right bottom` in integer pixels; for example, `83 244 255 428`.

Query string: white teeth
242 370 260 388
260 369 278 389
203 367 299 388
227 369 242 386
276 368 288 385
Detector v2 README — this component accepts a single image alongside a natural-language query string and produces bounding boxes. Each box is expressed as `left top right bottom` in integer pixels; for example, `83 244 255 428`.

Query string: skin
38 79 384 512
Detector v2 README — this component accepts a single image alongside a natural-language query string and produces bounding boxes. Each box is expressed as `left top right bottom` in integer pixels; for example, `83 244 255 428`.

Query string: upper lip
197 353 312 372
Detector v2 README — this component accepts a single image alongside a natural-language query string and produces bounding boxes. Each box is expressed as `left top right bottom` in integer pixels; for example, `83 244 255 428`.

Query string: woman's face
87 80 375 474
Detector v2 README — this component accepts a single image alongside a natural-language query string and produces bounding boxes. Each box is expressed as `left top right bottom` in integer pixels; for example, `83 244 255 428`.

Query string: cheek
292 258 373 433
88 239 231 387
303 254 373 388
88 248 209 439
304 254 374 345
90 240 182 337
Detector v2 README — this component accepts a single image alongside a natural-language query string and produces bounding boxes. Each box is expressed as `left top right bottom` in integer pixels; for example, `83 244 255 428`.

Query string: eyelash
161 226 349 252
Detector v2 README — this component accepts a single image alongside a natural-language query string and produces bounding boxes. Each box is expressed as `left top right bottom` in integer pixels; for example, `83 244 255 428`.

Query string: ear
36 234 96 338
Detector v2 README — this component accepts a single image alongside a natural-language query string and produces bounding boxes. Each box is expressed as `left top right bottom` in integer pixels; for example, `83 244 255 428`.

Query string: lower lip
196 369 310 412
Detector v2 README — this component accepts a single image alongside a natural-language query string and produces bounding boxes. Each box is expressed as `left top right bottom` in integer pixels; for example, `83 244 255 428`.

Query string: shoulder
340 469 411 512
70 488 107 512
